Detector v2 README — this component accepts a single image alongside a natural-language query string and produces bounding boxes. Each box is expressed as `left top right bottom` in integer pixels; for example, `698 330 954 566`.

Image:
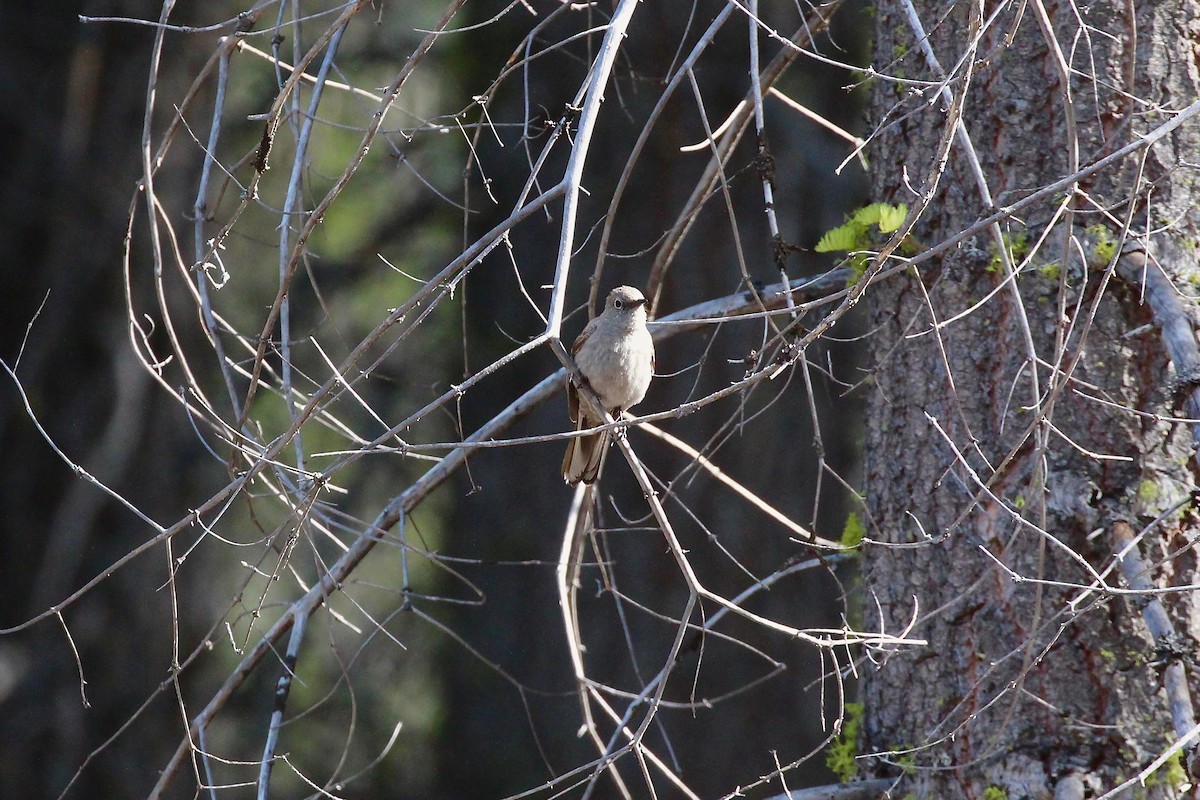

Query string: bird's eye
614 299 623 309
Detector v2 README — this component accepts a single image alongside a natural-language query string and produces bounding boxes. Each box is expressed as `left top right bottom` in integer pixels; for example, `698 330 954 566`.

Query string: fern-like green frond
815 224 864 253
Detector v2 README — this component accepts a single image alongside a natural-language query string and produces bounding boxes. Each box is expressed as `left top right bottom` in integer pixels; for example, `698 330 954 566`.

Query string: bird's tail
562 418 607 485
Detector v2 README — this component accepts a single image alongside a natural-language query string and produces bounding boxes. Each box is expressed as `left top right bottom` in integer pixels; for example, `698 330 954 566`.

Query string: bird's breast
576 328 654 411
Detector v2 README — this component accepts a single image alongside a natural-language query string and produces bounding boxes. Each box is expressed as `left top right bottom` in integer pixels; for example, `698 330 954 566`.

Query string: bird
562 285 655 485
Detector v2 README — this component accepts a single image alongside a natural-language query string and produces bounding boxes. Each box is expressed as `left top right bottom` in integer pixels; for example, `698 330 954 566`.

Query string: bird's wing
571 315 599 356
566 315 601 423
566 377 579 424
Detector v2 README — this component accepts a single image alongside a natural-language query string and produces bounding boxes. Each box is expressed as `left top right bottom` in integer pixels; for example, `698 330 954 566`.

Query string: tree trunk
863 1 1200 796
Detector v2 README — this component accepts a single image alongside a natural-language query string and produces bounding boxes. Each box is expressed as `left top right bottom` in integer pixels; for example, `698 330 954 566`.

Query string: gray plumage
562 286 655 485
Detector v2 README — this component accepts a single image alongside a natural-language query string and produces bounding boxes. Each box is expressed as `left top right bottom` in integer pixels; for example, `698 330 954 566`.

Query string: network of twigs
8 1 1200 799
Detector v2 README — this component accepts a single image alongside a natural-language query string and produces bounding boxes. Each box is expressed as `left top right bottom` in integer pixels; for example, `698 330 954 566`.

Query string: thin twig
256 607 310 800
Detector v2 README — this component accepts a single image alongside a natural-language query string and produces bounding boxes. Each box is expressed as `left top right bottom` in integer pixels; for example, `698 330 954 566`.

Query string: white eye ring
614 299 624 309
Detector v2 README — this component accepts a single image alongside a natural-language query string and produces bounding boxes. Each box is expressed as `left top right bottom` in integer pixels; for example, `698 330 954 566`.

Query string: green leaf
826 702 864 782
849 203 884 227
840 512 866 547
877 203 908 233
817 203 909 256
815 224 863 253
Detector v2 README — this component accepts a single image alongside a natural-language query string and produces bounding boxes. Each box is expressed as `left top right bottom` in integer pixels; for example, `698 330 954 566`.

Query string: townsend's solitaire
562 286 655 485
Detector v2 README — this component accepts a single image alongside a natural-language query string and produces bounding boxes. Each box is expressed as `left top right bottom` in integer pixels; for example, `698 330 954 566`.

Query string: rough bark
862 1 1200 796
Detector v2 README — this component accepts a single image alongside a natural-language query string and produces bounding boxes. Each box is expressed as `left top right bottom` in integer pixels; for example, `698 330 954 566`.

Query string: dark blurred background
0 1 870 797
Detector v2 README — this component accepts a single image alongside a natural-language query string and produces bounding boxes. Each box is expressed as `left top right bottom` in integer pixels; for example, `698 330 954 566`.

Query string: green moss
826 702 864 782
987 231 1029 273
982 787 1007 800
1085 224 1117 265
1145 749 1187 789
1164 749 1188 786
840 512 866 548
1037 261 1061 281
1136 479 1161 503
